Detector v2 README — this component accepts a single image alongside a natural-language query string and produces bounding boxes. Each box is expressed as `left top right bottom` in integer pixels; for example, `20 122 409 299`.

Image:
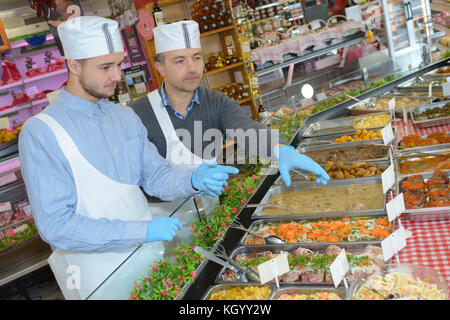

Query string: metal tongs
194 246 258 282
215 245 261 282
345 93 375 109
395 150 445 158
244 203 297 214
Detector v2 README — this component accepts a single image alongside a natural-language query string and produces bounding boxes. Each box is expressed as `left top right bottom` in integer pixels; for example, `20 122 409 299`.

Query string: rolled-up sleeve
19 118 148 252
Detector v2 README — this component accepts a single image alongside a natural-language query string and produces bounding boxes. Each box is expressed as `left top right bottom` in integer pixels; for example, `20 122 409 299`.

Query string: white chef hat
154 20 201 54
57 16 123 60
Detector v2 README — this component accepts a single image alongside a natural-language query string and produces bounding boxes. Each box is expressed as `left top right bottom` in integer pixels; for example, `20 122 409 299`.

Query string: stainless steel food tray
301 112 391 137
201 284 274 300
273 160 391 185
347 96 431 117
215 242 385 285
241 215 392 246
396 170 450 221
410 101 450 128
297 142 391 165
251 177 386 219
298 129 385 147
270 286 346 300
395 146 450 179
396 132 450 155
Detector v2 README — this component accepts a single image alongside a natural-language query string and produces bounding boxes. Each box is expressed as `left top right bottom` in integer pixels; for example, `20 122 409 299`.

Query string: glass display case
86 197 207 300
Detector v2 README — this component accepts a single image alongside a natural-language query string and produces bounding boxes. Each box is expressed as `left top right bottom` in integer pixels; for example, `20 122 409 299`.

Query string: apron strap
33 113 80 159
147 89 179 142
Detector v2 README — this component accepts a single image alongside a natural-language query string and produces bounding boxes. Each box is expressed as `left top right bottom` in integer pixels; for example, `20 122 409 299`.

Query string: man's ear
66 58 82 77
154 61 165 78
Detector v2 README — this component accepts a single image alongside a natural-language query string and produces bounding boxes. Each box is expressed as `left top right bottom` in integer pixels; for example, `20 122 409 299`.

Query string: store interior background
0 0 447 300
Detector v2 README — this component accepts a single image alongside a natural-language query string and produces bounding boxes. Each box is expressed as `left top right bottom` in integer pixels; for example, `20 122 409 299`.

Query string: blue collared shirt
19 87 199 252
160 83 200 120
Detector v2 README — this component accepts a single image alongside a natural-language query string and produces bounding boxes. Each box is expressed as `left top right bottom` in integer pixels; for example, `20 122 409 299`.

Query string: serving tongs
345 93 375 109
194 246 257 282
229 220 285 245
215 244 261 282
244 203 298 214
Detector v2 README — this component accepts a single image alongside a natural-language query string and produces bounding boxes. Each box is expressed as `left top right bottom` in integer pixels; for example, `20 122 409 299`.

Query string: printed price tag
386 193 406 222
381 123 394 145
330 249 349 288
381 164 395 194
381 227 407 262
258 252 290 285
443 82 450 97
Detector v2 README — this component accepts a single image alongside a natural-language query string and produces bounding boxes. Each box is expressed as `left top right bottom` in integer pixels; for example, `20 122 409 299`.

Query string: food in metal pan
401 171 449 209
414 103 450 121
261 184 383 216
304 144 388 164
313 161 387 180
352 114 390 129
277 292 343 300
400 133 450 148
245 216 392 245
399 153 450 174
207 286 271 300
221 244 384 284
354 272 447 300
333 129 382 143
353 97 428 112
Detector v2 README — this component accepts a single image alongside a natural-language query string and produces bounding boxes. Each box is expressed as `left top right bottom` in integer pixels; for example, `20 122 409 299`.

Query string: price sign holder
257 252 290 288
381 227 407 263
330 249 349 289
443 82 450 97
382 123 394 145
386 193 406 222
381 164 395 194
389 97 396 122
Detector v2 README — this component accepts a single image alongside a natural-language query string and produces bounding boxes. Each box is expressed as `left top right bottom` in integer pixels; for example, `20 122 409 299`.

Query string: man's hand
192 160 239 197
275 145 330 187
146 217 182 242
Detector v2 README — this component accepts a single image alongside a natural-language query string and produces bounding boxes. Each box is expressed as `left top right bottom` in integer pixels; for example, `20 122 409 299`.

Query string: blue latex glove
275 145 330 187
146 217 182 242
192 160 240 197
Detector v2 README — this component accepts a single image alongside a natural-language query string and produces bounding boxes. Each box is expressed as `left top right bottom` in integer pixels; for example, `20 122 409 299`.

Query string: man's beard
79 76 113 99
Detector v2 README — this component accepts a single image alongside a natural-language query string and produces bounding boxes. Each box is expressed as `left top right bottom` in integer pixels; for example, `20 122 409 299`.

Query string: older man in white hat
19 16 238 300
130 20 330 217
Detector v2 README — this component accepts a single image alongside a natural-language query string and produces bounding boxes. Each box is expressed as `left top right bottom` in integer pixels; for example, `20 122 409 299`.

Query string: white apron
146 89 219 222
34 113 164 300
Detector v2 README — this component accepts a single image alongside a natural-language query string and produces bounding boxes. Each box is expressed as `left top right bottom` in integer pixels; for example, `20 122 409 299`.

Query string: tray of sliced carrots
241 215 393 246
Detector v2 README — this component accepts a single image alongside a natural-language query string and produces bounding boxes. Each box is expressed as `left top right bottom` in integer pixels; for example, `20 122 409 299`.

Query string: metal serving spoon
229 220 286 245
345 93 376 109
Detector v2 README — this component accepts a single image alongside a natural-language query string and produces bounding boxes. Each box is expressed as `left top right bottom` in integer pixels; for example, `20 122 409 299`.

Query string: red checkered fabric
390 118 450 288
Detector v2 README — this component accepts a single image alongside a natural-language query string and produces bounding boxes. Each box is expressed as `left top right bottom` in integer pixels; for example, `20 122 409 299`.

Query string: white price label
386 193 406 222
381 227 407 262
381 123 394 145
257 252 290 284
330 249 349 288
381 164 395 194
443 82 450 97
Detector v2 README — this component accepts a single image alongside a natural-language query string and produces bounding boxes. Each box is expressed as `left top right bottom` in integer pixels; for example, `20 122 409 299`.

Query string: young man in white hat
130 20 330 217
19 16 238 300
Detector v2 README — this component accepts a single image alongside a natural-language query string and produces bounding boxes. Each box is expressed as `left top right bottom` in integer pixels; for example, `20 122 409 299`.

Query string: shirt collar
160 82 200 108
57 87 107 115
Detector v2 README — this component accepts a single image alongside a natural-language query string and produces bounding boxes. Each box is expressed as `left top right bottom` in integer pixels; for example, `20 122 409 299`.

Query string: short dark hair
155 53 165 64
